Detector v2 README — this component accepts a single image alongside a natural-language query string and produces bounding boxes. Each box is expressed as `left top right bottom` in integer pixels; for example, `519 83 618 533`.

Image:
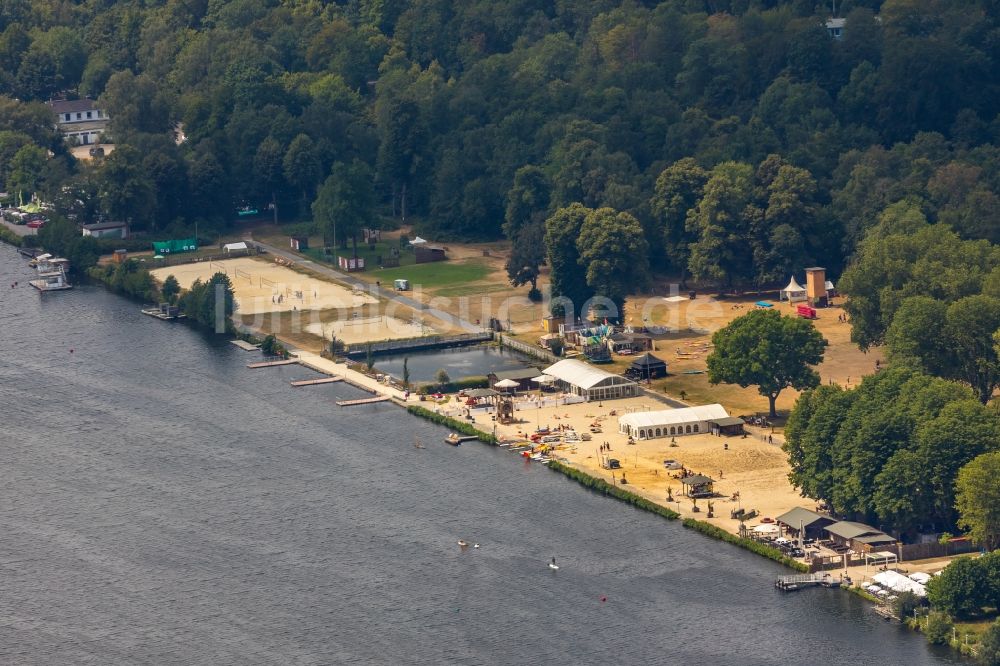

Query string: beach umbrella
752 523 779 535
531 374 555 385
494 378 519 391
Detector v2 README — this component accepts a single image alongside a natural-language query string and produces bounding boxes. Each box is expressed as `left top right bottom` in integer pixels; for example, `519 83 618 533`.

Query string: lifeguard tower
805 267 828 307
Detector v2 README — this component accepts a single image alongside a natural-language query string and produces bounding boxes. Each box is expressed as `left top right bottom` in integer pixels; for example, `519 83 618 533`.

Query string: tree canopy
707 309 827 417
955 451 1000 551
784 367 1000 535
2 0 1000 283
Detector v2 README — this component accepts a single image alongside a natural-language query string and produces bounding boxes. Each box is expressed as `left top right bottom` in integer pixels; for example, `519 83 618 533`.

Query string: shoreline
227 327 817 576
6 240 964 658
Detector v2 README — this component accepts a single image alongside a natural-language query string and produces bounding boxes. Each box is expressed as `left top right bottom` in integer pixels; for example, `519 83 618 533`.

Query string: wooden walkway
230 339 260 351
290 376 343 387
336 395 391 407
247 359 299 369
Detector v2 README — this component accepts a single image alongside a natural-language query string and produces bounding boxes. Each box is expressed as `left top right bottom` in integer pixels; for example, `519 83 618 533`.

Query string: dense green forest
3 0 1000 290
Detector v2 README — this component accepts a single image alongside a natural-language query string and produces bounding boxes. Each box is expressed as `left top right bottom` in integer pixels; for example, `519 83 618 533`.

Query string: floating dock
336 395 391 407
774 573 842 591
142 307 184 320
290 376 343 387
230 339 260 351
247 359 299 369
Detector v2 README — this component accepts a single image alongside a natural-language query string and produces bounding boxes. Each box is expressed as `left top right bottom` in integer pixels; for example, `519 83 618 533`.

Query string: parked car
26 219 45 229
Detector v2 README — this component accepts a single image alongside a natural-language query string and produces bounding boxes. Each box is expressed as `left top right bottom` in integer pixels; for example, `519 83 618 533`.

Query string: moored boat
29 257 72 291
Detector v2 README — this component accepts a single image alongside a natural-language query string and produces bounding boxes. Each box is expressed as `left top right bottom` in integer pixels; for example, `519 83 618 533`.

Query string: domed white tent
779 276 807 302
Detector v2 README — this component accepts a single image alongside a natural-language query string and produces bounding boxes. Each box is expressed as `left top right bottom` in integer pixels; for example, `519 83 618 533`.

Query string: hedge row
547 461 681 520
416 376 489 394
847 585 881 603
681 518 810 572
401 408 805 574
405 405 497 444
0 227 24 247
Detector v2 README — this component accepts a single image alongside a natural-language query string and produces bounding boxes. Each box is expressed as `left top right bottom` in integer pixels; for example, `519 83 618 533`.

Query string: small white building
543 359 639 401
223 241 250 255
826 17 846 39
618 404 730 440
81 221 128 239
46 98 110 145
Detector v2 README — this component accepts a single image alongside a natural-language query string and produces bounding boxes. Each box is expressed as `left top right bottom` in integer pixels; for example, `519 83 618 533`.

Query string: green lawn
368 260 491 289
302 240 417 269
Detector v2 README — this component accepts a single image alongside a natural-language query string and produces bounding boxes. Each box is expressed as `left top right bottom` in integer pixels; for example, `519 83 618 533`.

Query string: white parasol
494 378 519 390
531 375 555 385
752 523 780 535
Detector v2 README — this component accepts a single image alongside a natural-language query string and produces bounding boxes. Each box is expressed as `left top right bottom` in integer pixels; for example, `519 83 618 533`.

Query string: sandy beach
151 257 378 315
429 391 805 532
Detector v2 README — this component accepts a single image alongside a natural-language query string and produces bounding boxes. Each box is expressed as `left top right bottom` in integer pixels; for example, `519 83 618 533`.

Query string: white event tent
542 359 639 402
872 570 926 597
779 276 807 302
618 404 730 440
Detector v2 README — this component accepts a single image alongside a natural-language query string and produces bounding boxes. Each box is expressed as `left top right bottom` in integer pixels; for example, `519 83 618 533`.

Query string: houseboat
29 257 72 291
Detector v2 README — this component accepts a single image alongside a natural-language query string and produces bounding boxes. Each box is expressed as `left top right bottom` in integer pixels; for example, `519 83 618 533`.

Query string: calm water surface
375 346 540 382
0 243 962 665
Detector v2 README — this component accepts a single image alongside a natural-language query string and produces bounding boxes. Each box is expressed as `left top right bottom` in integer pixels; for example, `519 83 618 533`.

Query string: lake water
375 345 541 382
0 243 961 664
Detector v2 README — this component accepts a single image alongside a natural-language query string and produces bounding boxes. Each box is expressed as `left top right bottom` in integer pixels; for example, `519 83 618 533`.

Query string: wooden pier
230 339 260 351
290 376 343 387
336 395 391 407
247 359 299 369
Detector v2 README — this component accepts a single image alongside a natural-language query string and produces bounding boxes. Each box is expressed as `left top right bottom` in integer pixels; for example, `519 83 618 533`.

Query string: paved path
0 218 38 238
247 238 482 333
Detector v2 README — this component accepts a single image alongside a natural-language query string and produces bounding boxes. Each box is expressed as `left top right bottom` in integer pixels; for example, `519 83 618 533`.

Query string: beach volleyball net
210 261 227 274
340 315 384 327
260 276 276 289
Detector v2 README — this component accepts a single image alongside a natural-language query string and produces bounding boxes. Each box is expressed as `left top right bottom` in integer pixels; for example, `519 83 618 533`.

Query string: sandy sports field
151 257 377 315
303 317 425 345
